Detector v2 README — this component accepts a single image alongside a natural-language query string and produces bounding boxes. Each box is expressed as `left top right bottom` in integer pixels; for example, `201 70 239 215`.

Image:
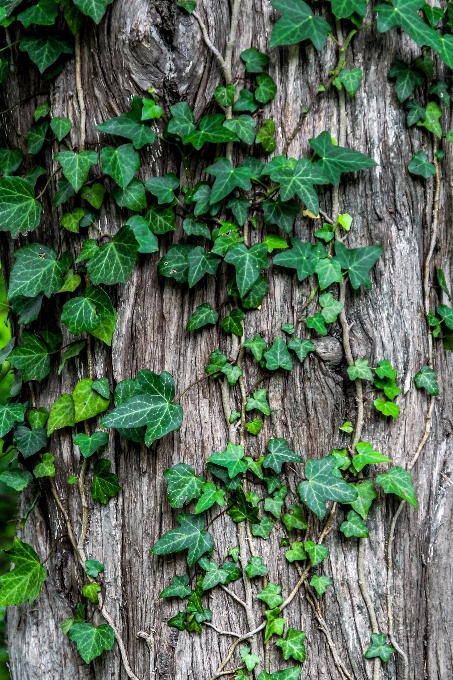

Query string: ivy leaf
0 148 23 176
282 505 308 531
241 47 269 73
61 296 100 335
113 179 146 211
257 582 283 609
186 303 218 331
221 308 245 336
352 441 391 472
101 370 183 446
67 622 114 664
264 607 286 643
240 646 260 672
298 456 357 519
273 238 318 281
243 333 267 361
47 394 75 435
199 558 229 590
33 452 55 478
228 488 260 523
86 225 138 285
306 312 327 336
319 292 343 323
288 338 315 363
263 336 293 371
73 0 113 24
0 539 46 605
50 116 72 141
26 119 49 155
185 114 238 150
223 115 257 144
8 332 52 381
417 101 442 138
214 84 236 107
233 89 258 113
96 97 155 149
340 509 368 538
0 469 33 491
206 158 254 204
150 513 214 568
437 304 453 330
19 36 73 73
347 359 373 381
73 431 109 458
285 541 307 562
158 245 192 283
430 81 450 108
255 73 277 104
373 0 440 52
263 198 299 234
245 555 269 578
405 99 426 126
330 0 367 17
167 102 196 139
195 481 225 514
246 389 271 416
91 458 121 504
351 480 377 520
374 398 400 418
0 403 25 438
225 243 269 297
334 240 382 290
258 668 301 680
414 365 439 395
276 628 306 662
163 463 205 508
375 466 417 507
310 574 331 595
388 61 423 102
364 633 395 663
310 131 377 186
160 574 191 599
263 438 301 473
338 68 363 97
145 173 179 204
82 583 101 604
187 246 221 288
9 244 71 299
13 425 47 458
227 195 250 226
146 205 176 235
101 144 140 188
408 150 435 178
271 159 327 216
183 218 211 239
251 516 274 538
207 442 246 478
0 177 42 237
304 540 327 566
270 0 331 50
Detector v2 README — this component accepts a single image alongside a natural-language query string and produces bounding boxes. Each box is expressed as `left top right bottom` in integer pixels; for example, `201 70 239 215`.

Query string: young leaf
347 359 373 381
276 628 306 662
310 574 331 595
33 453 55 478
263 438 302 473
310 131 377 186
251 516 274 538
243 334 267 361
82 582 101 604
199 558 229 590
240 646 260 671
374 398 400 418
298 456 357 519
263 337 293 371
164 463 205 508
150 513 214 567
0 177 42 237
352 441 391 472
246 389 271 416
245 555 269 578
338 68 363 97
195 482 225 514
73 378 110 423
319 292 343 323
264 607 286 643
417 101 442 138
101 144 140 188
47 394 75 435
208 442 246 478
0 539 46 606
350 480 377 520
341 508 369 538
285 541 307 562
364 633 395 663
91 458 121 504
414 365 439 395
304 540 327 566
306 313 327 336
223 115 257 144
73 431 109 458
375 466 417 507
67 623 115 664
282 505 307 531
270 0 331 51
257 582 284 609
288 338 315 362
240 47 269 73
247 418 263 435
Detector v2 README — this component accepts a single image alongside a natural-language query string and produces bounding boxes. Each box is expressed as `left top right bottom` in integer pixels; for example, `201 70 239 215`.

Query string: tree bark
1 2 452 680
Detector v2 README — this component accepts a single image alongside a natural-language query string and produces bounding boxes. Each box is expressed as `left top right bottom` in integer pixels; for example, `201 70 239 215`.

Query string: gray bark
1 1 452 680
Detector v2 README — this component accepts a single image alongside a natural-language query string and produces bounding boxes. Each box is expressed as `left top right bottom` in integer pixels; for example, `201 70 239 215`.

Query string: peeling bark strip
0 1 452 680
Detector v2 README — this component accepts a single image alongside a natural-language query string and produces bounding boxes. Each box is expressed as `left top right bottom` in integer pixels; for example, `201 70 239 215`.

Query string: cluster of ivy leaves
0 0 447 674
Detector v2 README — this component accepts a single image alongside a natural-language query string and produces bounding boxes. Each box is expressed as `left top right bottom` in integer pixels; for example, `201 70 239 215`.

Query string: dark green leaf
276 628 306 662
101 144 140 188
67 623 115 663
263 437 301 473
185 114 238 149
374 0 440 52
414 365 439 395
304 540 327 566
73 431 109 458
233 89 258 113
340 509 368 537
306 312 327 336
0 177 41 237
208 442 246 478
86 225 138 285
388 60 423 102
256 119 277 153
206 157 254 204
273 238 318 281
183 218 211 239
26 119 49 155
55 150 99 192
0 537 46 606
223 115 257 144
125 216 158 254
151 513 214 567
146 205 176 234
243 333 267 361
241 47 269 73
298 456 357 519
408 150 436 178
187 246 221 288
96 97 155 149
214 84 236 107
263 336 293 371
164 463 205 508
0 148 23 176
113 178 146 211
73 0 113 23
8 332 51 381
13 425 47 458
91 458 121 504
186 303 218 331
246 388 270 416
270 0 331 50
310 130 377 186
145 173 179 204
225 243 269 297
167 102 195 139
255 73 277 104
160 574 191 599
20 36 73 73
50 116 72 141
282 504 307 531
221 308 245 336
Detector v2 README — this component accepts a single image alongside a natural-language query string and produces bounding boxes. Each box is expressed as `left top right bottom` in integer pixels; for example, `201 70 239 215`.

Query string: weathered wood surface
1 2 452 679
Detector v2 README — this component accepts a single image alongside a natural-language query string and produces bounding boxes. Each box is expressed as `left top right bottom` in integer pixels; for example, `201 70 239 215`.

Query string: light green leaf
0 539 46 605
256 119 277 152
51 116 72 141
276 628 306 662
246 418 262 435
347 359 373 381
245 555 269 578
264 235 288 253
73 378 110 423
288 338 315 362
82 582 101 604
67 623 115 663
243 333 267 361
195 482 225 514
257 583 283 609
33 452 55 478
417 101 442 138
306 312 327 336
374 398 400 418
199 558 229 590
0 469 33 491
310 574 331 595
375 466 417 507
255 73 277 104
352 441 391 472
251 516 274 538
319 292 343 323
364 633 395 663
408 150 436 178
85 559 104 578
340 509 368 538
304 540 327 566
208 442 246 478
264 607 286 643
150 513 214 568
47 394 75 435
351 480 377 519
263 337 293 371
338 68 362 97
73 431 109 458
246 389 270 416
223 115 256 144
81 182 105 209
282 505 307 531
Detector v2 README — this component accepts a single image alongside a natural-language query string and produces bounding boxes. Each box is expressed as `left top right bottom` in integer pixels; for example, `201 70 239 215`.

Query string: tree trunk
1 2 452 680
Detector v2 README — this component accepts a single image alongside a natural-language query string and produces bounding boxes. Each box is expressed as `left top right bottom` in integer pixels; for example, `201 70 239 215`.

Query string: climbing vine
0 0 451 679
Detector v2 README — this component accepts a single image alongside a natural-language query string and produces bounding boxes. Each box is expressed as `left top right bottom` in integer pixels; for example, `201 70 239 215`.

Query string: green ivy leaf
8 331 54 381
430 81 450 108
13 425 47 458
246 389 271 416
73 0 113 24
374 398 400 418
245 555 269 578
243 333 267 361
84 286 117 346
334 241 382 290
223 115 257 144
167 102 196 139
274 239 318 280
221 308 245 336
208 442 246 478
255 73 277 104
58 340 84 375
226 195 250 226
414 365 439 395
151 513 214 568
264 606 286 643
240 646 260 671
206 158 254 204
47 394 75 435
50 116 72 141
304 540 327 566
240 47 269 73
187 246 221 288
185 114 238 149
0 177 42 237
408 150 436 178
113 178 146 211
56 150 98 193
257 582 283 609
33 453 55 478
82 582 101 604
306 312 327 336
0 539 46 605
97 96 155 149
73 431 109 458
310 574 331 595
405 99 426 126
270 0 331 50
160 574 191 599
0 403 24 439
263 336 293 371
101 370 183 446
186 303 218 331
417 101 442 138
91 458 121 504
318 292 343 323
199 558 229 590
373 0 440 51
388 61 423 102
183 218 211 239
340 509 368 538
86 225 138 285
263 438 301 473
214 83 236 107
350 480 376 520
67 622 115 663
26 119 49 155
257 668 301 680
251 516 274 538
0 148 23 176
61 296 100 335
101 144 140 189
347 359 373 381
9 244 71 298
287 338 315 363
73 378 110 423
195 481 225 514
364 633 395 663
262 198 299 234
163 463 205 508
145 173 179 204
282 504 307 531
298 456 357 519
285 541 306 562
352 441 391 472
146 205 176 235
276 628 306 662
20 36 73 73
0 469 33 491
375 466 417 507
233 89 258 113
310 131 377 186
224 243 269 297
338 68 363 97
